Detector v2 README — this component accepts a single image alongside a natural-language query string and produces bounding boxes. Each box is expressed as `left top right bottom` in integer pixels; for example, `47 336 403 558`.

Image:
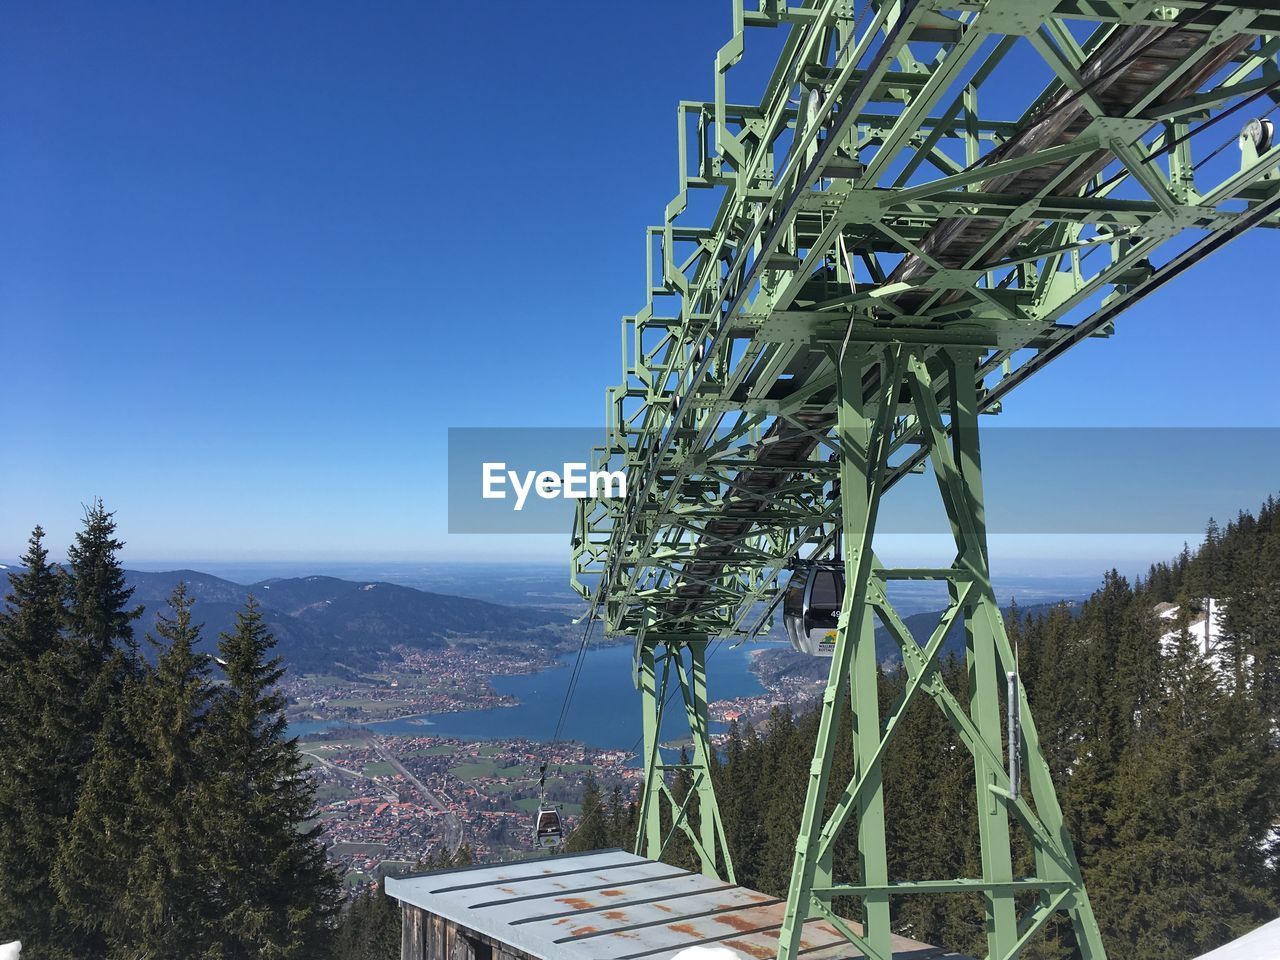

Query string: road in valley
372 738 463 854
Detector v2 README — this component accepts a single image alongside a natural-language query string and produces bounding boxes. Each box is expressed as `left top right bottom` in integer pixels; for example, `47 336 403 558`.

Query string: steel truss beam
776 341 1103 960
574 2 1280 648
634 640 736 883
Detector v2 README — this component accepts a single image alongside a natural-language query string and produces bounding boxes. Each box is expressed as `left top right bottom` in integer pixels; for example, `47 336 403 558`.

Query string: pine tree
0 526 62 675
1089 622 1279 957
205 597 339 958
0 527 70 950
564 772 609 853
332 884 400 960
757 707 806 897
1069 571 1155 875
663 746 703 872
136 582 218 952
1224 527 1280 730
729 722 765 889
63 500 141 661
606 784 629 849
56 584 220 955
331 888 371 960
1025 604 1084 782
371 883 402 958
452 842 475 867
0 509 143 959
883 657 980 951
49 699 137 956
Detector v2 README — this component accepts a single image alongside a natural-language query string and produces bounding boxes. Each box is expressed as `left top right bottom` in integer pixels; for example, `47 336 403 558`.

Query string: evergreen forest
0 503 338 958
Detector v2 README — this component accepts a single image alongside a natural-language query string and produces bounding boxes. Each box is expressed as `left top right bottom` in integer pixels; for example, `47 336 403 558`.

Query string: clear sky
3 2 1278 571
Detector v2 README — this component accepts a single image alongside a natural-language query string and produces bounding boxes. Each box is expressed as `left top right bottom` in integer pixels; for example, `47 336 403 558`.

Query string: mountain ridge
2 566 572 675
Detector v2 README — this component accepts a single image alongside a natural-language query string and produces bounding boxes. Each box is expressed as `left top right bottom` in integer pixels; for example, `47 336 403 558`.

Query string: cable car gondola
533 804 565 849
531 763 564 849
783 564 844 657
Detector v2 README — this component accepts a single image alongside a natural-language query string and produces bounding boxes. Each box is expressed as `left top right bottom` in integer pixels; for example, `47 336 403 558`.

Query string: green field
302 674 350 685
314 784 354 804
343 872 370 889
478 770 566 795
330 842 389 857
362 761 398 778
515 797 581 816
298 741 355 756
325 698 415 718
379 860 418 877
449 759 512 781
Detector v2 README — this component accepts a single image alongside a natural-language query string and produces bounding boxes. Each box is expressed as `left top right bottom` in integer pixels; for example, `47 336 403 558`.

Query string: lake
291 640 775 750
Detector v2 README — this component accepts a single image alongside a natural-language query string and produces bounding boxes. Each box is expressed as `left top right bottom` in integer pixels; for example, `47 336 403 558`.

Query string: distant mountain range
0 566 571 675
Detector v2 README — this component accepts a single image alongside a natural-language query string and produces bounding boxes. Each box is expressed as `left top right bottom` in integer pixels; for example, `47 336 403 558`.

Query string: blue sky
3 2 1278 571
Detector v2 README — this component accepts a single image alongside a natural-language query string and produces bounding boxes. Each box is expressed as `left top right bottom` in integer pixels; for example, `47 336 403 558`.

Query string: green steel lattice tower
570 2 1280 957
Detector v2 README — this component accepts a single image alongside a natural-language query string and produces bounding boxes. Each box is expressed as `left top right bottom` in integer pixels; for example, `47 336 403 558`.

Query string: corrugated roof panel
1193 917 1280 959
386 849 971 959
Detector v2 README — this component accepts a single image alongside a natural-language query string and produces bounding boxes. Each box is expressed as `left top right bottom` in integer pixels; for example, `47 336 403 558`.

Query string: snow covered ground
1156 598 1233 672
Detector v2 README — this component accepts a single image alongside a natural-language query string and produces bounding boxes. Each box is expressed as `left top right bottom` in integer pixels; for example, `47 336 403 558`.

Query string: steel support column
775 343 1106 960
633 638 735 882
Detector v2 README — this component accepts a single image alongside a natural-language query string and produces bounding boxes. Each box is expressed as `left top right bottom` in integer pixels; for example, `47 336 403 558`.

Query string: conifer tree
564 772 609 853
331 888 372 960
757 707 806 896
721 716 747 870
452 842 475 867
63 500 141 661
883 659 970 949
0 527 70 950
332 885 399 960
730 722 765 889
50 701 136 956
606 784 629 849
205 597 339 958
56 584 219 955
372 883 401 957
0 526 62 675
59 502 143 859
664 747 701 872
1068 571 1153 871
135 582 218 948
1224 527 1280 729
1024 604 1084 782
0 508 143 958
1089 622 1279 958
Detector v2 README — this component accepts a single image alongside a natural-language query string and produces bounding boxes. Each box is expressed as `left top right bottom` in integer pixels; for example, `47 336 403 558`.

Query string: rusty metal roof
385 849 969 959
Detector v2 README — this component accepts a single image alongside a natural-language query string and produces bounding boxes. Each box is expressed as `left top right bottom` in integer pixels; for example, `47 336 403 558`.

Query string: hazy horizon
2 531 1208 588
